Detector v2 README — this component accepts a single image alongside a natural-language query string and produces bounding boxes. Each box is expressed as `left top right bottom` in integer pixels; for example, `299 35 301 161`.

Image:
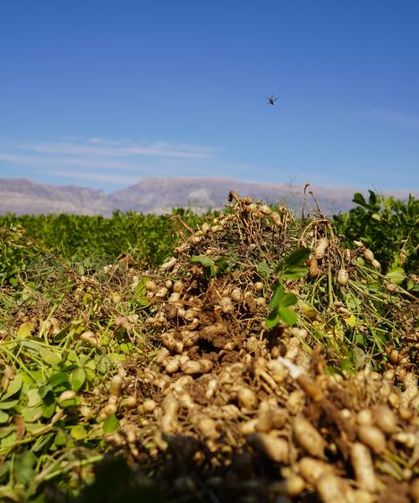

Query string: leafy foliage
265 283 298 327
0 210 208 271
333 191 418 277
0 326 115 501
0 225 46 287
265 249 309 328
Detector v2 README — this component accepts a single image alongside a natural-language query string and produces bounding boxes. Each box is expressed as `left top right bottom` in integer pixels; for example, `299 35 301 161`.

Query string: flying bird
266 95 279 106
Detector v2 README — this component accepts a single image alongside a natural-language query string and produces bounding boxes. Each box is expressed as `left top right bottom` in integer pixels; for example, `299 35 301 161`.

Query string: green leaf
103 414 120 435
59 396 79 408
133 276 151 307
269 284 298 309
71 424 87 440
269 283 286 309
278 306 298 325
299 302 320 320
0 400 19 410
264 308 279 329
26 389 42 408
279 248 310 280
22 406 43 422
48 372 69 389
385 267 406 285
280 292 298 308
190 255 215 267
256 260 271 278
351 347 367 369
0 459 10 480
215 256 236 273
266 283 298 328
97 356 112 375
39 383 53 399
352 192 367 208
16 322 34 339
0 434 16 458
41 390 55 413
13 450 37 486
0 426 14 440
340 357 354 372
407 278 419 292
39 347 62 366
368 190 378 207
53 430 68 447
2 374 23 400
42 398 56 419
0 411 9 424
343 314 357 328
70 368 86 392
354 332 365 345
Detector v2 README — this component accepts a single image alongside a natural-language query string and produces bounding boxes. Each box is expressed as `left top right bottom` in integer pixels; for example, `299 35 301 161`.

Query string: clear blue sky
1 0 418 192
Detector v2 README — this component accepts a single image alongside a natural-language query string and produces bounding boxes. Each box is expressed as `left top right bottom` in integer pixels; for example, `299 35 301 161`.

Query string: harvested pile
91 193 418 502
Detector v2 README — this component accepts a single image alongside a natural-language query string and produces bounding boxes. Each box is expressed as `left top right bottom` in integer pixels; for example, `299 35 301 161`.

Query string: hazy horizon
3 175 419 201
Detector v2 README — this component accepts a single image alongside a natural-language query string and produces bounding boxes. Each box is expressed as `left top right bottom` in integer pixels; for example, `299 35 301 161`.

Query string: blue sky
1 0 418 192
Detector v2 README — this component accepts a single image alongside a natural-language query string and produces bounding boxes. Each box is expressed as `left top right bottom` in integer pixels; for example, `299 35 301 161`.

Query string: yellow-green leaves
70 368 86 392
71 424 87 440
385 267 406 285
2 375 23 400
16 322 34 339
103 414 120 435
39 347 61 366
133 276 152 307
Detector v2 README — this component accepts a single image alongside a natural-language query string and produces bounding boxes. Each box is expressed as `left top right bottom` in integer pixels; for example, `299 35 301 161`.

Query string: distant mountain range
0 177 417 216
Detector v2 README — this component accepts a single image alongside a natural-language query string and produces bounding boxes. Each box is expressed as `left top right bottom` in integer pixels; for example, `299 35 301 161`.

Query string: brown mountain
0 177 416 216
0 178 110 215
108 177 357 215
